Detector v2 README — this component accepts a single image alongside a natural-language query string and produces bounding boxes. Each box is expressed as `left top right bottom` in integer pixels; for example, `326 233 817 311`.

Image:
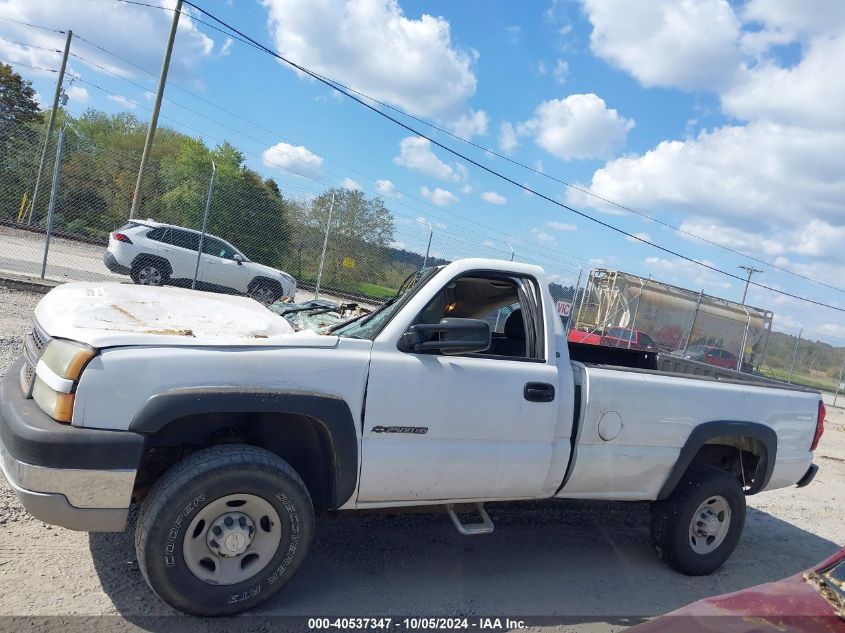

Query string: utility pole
314 192 336 300
509 243 515 261
29 29 72 225
129 0 183 219
739 265 763 305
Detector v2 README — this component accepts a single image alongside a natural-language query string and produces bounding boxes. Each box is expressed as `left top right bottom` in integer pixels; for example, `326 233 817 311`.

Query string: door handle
524 382 555 402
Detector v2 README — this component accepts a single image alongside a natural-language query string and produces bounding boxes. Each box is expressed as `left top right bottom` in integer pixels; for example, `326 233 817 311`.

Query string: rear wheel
135 445 314 616
651 466 745 575
130 259 169 286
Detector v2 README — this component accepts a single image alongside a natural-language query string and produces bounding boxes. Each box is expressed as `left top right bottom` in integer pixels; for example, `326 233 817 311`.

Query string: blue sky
2 0 844 343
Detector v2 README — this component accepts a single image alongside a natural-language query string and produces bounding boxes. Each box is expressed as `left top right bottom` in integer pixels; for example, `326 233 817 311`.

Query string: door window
201 237 236 259
171 229 201 252
410 274 544 360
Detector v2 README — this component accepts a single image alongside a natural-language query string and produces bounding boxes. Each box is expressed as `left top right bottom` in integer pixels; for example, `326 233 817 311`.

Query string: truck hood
34 282 337 348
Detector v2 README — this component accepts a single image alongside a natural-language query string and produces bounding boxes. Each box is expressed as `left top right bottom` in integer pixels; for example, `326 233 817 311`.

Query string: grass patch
757 366 837 392
356 282 397 299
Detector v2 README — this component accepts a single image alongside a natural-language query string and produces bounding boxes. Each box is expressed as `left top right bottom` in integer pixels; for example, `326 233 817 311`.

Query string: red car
629 548 845 633
599 327 658 352
567 329 602 345
680 344 739 369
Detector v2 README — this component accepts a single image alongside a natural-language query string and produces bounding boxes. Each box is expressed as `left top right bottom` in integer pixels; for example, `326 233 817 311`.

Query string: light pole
29 29 72 225
314 192 336 300
739 265 763 305
509 243 515 261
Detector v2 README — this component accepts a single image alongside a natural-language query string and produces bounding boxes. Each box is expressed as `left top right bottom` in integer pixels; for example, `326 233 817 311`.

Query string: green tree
0 63 42 125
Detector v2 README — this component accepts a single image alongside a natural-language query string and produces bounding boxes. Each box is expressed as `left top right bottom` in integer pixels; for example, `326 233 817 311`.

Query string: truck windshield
332 267 437 340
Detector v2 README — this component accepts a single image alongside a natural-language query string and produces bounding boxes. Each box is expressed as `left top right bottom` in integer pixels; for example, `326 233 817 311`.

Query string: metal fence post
787 328 802 384
834 359 845 407
422 221 433 270
314 192 335 300
39 126 66 279
628 279 644 349
737 307 750 372
192 160 216 290
566 267 583 335
682 290 704 354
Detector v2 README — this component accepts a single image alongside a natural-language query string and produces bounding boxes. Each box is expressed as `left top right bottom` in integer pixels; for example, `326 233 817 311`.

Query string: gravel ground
0 286 842 632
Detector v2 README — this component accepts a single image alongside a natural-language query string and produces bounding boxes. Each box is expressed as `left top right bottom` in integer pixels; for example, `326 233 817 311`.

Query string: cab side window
411 274 544 360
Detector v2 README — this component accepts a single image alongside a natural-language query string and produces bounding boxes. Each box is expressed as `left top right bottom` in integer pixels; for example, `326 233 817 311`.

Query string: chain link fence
0 117 582 310
2 116 842 394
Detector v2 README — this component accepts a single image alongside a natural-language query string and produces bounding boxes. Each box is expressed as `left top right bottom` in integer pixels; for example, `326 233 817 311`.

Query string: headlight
33 339 95 423
40 339 95 381
32 377 75 423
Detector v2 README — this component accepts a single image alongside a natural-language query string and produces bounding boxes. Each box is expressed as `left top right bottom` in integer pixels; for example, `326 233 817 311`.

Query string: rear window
171 229 201 251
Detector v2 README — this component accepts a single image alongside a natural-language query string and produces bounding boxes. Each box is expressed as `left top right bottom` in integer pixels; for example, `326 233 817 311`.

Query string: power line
0 16 65 33
173 1 845 314
129 2 844 298
0 36 61 54
0 58 57 73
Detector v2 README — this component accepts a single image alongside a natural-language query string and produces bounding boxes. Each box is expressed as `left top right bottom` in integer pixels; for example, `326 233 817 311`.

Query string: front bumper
0 359 145 532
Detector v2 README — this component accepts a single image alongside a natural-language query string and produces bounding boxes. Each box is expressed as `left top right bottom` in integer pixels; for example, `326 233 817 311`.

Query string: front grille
20 319 50 397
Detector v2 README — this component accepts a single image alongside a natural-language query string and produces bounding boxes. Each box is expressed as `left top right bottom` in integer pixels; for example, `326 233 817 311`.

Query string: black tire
130 256 170 286
135 445 314 616
651 466 745 575
248 280 281 305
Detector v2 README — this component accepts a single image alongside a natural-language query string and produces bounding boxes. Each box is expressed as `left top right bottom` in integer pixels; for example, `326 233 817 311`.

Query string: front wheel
249 282 281 305
135 445 314 616
651 466 745 575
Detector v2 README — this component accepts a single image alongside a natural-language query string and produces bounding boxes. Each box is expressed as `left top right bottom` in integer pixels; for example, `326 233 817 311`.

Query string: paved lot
0 286 842 632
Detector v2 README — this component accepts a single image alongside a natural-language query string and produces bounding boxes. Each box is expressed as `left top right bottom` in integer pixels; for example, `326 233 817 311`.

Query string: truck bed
567 342 815 393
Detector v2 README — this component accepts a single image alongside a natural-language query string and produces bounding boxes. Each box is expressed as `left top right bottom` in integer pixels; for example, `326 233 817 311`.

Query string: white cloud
644 256 732 290
517 93 634 160
451 109 489 139
548 221 577 232
481 191 506 205
376 179 401 198
420 186 458 206
723 34 845 129
262 141 324 179
582 0 744 91
531 228 556 243
567 121 845 228
499 122 519 154
219 37 234 57
65 85 90 103
106 94 137 109
553 59 569 84
0 0 214 82
395 136 466 182
625 232 651 243
260 0 477 118
342 178 361 190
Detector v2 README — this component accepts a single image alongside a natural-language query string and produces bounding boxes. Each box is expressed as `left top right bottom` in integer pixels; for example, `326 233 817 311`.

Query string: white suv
103 219 296 304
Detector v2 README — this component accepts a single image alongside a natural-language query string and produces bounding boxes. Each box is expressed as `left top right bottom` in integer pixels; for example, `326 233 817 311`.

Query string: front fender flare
129 387 358 508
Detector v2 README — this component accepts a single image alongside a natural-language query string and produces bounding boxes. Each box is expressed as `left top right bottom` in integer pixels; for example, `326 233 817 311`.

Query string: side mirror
401 318 491 355
233 253 244 265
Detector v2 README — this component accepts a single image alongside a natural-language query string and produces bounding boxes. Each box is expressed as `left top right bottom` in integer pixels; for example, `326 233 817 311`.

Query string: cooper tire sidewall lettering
142 465 313 615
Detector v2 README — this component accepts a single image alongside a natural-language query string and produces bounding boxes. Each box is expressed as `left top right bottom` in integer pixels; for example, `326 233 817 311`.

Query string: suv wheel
651 466 745 575
135 445 314 616
249 282 280 305
131 258 169 286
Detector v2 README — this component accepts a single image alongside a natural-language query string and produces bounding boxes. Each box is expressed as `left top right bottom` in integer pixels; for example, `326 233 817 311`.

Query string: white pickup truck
0 258 824 616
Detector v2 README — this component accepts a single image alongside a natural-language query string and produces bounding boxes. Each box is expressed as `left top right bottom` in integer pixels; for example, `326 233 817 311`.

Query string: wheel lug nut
212 526 222 536
224 517 234 528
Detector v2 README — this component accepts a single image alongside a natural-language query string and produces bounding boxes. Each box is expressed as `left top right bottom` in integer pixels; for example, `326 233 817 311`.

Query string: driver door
357 272 560 503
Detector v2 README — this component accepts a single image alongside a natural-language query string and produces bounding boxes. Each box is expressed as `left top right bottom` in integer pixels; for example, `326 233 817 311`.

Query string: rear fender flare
658 420 777 499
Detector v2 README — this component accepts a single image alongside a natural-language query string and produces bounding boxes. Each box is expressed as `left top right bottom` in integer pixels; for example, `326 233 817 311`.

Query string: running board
446 503 494 535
